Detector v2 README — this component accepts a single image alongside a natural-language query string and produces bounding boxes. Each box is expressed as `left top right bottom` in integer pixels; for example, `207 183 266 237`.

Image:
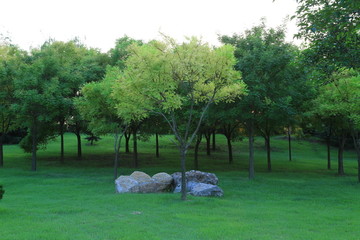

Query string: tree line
0 0 359 199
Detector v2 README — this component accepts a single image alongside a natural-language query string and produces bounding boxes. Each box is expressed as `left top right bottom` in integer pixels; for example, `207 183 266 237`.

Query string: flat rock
189 183 224 197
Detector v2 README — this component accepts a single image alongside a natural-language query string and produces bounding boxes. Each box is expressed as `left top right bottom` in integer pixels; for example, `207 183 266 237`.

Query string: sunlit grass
0 133 359 240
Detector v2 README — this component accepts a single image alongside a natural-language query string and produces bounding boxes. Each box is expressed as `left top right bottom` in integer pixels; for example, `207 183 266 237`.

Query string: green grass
0 133 359 240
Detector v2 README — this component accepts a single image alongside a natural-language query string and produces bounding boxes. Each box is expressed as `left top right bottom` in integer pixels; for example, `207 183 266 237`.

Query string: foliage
113 36 246 199
294 0 360 69
108 36 143 70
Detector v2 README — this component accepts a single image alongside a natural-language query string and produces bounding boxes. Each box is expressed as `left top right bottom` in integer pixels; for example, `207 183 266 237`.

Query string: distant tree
220 22 311 175
76 66 127 179
109 36 143 69
113 36 246 200
311 69 359 178
294 0 360 70
12 54 60 171
0 43 25 167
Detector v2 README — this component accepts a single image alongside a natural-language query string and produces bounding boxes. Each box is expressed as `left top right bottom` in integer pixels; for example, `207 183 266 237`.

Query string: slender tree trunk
124 132 130 153
180 146 187 201
205 133 211 156
0 134 4 167
288 126 292 162
265 136 271 172
326 137 331 170
351 133 360 183
31 126 37 171
194 134 202 170
114 132 119 180
59 119 65 163
133 131 138 168
76 131 82 160
248 121 255 180
338 134 346 175
226 135 233 164
155 132 159 158
212 130 216 151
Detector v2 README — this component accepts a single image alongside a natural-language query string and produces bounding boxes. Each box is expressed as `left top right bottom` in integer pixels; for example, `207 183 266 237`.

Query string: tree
294 0 360 69
311 69 360 179
13 54 60 171
220 22 311 175
76 66 128 180
109 36 143 69
113 36 246 200
0 43 24 167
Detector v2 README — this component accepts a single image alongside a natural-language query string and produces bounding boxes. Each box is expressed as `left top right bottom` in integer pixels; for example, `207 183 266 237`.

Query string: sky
0 0 300 52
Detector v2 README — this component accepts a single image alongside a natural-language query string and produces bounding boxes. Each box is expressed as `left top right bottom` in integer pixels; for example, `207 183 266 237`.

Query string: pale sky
0 0 300 52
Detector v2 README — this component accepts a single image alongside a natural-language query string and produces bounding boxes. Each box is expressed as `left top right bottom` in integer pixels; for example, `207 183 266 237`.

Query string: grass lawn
0 133 359 240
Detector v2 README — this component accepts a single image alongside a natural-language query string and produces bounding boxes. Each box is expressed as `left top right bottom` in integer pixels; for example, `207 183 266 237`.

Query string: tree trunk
124 132 131 153
59 119 65 162
0 134 4 167
155 132 159 158
180 146 187 201
326 137 331 170
212 130 216 151
337 134 346 175
31 126 37 171
248 121 255 180
76 131 82 160
113 131 122 180
226 135 233 164
205 133 211 156
265 136 271 172
288 126 292 162
133 131 138 168
351 133 360 183
194 134 202 170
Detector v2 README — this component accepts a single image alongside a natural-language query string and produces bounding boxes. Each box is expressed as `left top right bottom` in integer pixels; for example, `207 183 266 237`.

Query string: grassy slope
0 133 359 240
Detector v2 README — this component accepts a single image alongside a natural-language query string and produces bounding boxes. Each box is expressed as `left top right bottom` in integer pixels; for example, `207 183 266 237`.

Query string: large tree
113 36 246 200
294 0 360 70
0 43 25 167
220 22 311 176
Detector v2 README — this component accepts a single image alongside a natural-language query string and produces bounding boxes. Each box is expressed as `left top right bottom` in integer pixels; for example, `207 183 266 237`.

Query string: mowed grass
0 133 359 240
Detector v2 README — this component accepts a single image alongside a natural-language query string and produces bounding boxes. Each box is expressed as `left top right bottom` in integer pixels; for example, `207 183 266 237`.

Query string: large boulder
152 172 173 192
115 176 139 193
189 183 224 197
172 170 219 186
115 171 173 193
172 170 223 197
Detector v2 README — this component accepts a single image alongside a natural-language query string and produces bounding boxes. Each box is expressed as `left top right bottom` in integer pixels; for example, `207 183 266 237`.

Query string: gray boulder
172 170 219 186
115 176 139 193
115 171 173 194
189 183 224 197
152 172 173 192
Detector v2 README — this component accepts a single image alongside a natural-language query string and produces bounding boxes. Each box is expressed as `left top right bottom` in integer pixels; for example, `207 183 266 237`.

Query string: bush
0 185 4 200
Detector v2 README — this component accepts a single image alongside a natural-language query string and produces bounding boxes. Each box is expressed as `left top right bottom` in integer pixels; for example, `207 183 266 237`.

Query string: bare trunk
155 133 159 158
0 134 4 167
212 130 216 151
288 126 292 162
226 135 233 164
31 126 37 171
265 136 271 172
351 133 360 182
326 138 331 170
113 131 122 180
194 134 202 170
76 132 82 160
124 132 130 153
338 134 346 175
248 121 255 180
180 146 187 201
205 133 211 156
133 131 138 168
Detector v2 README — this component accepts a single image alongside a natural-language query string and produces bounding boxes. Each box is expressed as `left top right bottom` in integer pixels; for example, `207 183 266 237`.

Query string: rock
115 171 174 194
130 171 152 183
115 176 139 193
189 183 224 197
152 172 173 192
173 181 198 193
171 170 219 186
